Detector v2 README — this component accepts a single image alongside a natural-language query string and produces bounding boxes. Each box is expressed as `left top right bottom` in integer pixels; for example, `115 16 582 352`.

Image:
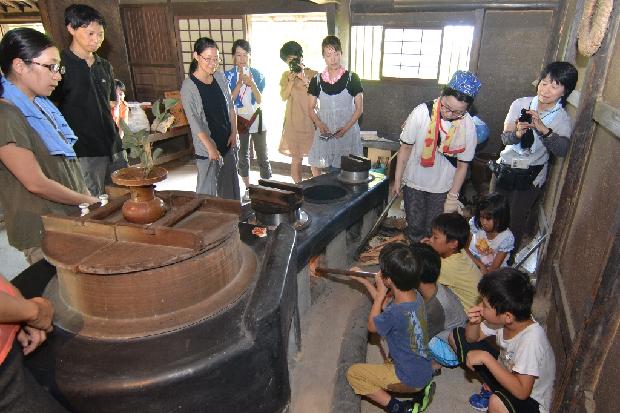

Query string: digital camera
519 108 532 123
289 58 303 74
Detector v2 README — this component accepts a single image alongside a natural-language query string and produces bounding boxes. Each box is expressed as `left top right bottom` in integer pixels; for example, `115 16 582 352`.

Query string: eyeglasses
27 61 66 75
440 99 466 117
198 54 222 66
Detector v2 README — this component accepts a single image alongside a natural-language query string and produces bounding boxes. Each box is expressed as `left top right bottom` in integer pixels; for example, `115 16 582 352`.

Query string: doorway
247 13 328 164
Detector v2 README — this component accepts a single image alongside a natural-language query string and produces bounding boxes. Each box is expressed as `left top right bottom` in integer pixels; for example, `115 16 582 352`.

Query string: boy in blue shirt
347 243 435 413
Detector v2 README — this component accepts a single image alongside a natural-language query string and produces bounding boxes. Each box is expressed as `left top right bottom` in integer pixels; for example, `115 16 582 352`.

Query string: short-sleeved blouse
0 101 88 250
308 70 363 97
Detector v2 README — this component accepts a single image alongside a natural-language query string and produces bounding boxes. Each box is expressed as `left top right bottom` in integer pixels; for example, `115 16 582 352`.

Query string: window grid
438 25 475 84
382 28 443 79
177 17 245 75
351 25 383 81
351 24 475 82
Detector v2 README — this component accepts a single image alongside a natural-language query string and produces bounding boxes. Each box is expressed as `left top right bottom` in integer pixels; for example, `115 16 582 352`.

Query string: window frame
380 24 445 81
350 12 479 85
174 15 247 78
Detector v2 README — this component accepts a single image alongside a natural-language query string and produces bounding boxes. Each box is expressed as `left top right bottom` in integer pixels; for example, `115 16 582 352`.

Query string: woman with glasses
394 71 481 243
181 37 240 200
225 39 271 195
0 28 97 264
492 61 577 251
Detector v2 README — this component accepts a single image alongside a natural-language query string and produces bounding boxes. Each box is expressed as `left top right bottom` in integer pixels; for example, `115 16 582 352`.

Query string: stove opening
303 185 347 204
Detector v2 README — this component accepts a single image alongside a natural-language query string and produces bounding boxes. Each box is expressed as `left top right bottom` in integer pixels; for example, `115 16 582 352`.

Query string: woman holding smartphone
225 39 271 197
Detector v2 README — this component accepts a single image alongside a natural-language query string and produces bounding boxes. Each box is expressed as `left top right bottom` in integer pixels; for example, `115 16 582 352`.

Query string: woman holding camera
278 41 318 183
225 39 270 193
492 61 578 249
307 35 363 176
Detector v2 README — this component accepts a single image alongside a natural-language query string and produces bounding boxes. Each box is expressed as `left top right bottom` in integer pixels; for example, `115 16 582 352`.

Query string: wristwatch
542 128 553 138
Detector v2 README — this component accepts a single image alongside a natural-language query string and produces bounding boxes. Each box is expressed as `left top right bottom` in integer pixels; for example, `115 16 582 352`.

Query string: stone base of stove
287 207 381 369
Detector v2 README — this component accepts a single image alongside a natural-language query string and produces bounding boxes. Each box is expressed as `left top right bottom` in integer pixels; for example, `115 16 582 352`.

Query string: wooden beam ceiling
0 0 39 13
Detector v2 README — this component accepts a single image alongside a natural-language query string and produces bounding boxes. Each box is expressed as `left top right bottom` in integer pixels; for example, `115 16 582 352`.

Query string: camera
289 58 303 74
518 108 532 123
518 109 535 149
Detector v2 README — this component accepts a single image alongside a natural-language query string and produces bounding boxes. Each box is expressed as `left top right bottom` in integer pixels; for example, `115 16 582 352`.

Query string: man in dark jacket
52 4 127 196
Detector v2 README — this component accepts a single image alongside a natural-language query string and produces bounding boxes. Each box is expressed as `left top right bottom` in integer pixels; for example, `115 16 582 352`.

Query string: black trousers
490 175 543 250
0 342 68 413
452 327 540 413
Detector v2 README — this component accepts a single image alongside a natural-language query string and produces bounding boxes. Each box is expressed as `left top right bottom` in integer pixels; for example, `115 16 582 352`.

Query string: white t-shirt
481 320 556 413
499 96 572 167
400 101 477 193
237 84 266 134
468 217 515 267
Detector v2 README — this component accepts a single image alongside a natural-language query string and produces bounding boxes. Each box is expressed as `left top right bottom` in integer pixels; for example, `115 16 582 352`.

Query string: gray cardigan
180 71 234 158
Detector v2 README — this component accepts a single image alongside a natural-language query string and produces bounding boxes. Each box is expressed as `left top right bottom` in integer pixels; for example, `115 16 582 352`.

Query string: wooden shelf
148 125 190 144
130 125 192 167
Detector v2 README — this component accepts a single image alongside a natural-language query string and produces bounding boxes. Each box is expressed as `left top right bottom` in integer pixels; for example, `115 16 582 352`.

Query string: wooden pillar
38 0 134 100
552 231 620 412
534 0 620 410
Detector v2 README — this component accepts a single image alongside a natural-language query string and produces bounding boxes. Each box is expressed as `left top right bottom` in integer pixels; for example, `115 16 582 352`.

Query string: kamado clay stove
26 191 299 413
24 168 390 412
248 179 309 230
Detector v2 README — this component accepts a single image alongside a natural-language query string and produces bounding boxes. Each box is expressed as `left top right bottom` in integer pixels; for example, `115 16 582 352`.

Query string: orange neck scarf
420 100 466 167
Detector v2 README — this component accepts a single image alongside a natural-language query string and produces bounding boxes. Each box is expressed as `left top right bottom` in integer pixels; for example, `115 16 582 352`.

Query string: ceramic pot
111 166 167 224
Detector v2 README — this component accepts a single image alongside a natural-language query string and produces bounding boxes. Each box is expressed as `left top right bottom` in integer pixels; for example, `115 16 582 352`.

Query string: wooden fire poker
314 267 377 278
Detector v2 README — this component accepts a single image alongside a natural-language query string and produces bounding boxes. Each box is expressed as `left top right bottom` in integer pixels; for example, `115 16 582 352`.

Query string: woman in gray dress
307 36 363 176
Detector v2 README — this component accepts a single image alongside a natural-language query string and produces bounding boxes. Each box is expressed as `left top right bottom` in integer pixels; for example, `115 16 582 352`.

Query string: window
438 25 475 84
383 28 442 79
177 17 245 74
351 26 382 81
351 24 475 83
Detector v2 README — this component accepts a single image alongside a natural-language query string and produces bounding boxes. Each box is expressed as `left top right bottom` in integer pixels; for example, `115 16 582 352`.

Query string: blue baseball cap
447 70 482 97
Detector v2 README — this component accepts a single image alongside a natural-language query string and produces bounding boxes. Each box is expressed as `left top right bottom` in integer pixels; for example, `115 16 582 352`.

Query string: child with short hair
111 79 128 136
451 268 555 413
424 212 482 311
411 242 467 370
347 243 434 413
467 192 515 274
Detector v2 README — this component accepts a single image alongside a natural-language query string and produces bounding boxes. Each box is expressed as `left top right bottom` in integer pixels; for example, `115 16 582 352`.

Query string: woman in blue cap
394 70 481 242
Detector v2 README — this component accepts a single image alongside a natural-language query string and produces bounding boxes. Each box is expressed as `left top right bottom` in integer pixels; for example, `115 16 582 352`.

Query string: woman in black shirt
180 37 240 200
307 35 363 176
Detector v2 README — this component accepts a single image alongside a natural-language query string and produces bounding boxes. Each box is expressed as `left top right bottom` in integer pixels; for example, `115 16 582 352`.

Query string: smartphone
242 67 250 76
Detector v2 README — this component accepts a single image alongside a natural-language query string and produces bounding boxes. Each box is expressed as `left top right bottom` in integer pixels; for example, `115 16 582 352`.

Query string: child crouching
347 243 434 413
451 268 555 413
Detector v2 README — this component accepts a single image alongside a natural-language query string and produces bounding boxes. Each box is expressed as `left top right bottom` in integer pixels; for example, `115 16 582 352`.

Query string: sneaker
406 381 436 412
469 387 492 411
